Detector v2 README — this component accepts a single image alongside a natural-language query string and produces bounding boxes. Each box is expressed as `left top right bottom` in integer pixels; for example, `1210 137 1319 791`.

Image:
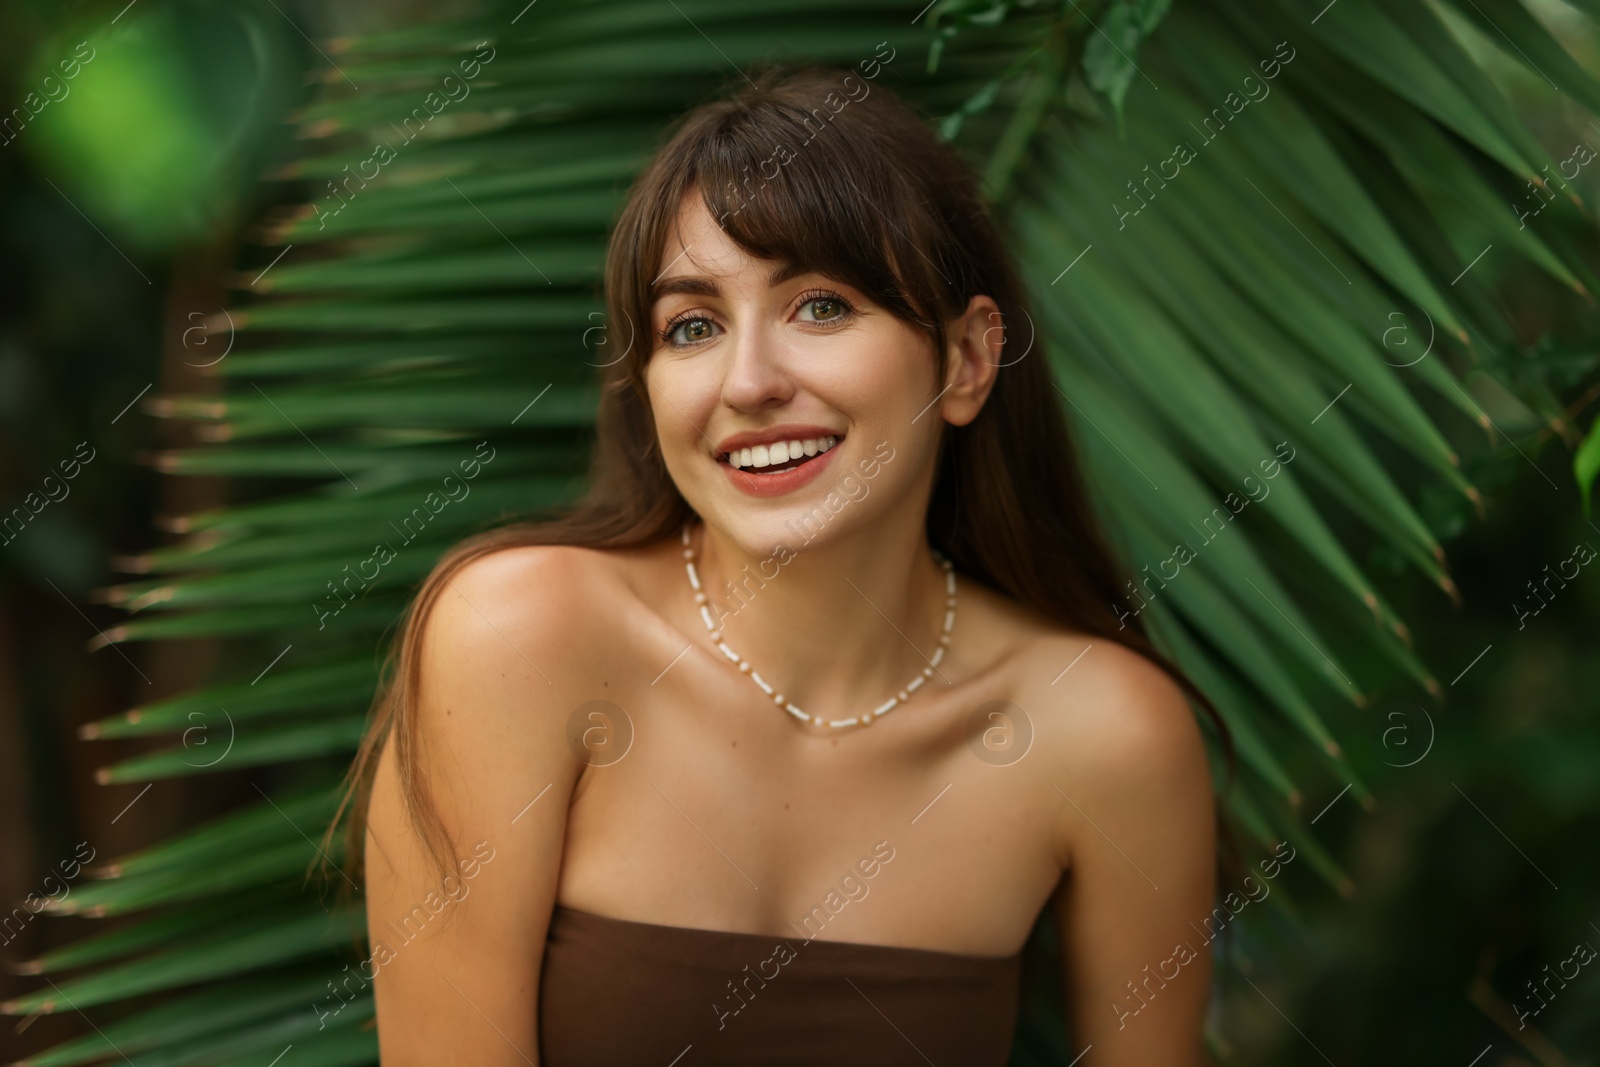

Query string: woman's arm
365 546 592 1065
1049 644 1218 1066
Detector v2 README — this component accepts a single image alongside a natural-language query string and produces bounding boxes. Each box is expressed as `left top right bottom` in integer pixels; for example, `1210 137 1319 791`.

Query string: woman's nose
720 322 794 411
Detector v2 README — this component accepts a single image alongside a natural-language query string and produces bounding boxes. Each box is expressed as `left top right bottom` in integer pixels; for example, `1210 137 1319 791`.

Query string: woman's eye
798 296 848 323
666 317 717 345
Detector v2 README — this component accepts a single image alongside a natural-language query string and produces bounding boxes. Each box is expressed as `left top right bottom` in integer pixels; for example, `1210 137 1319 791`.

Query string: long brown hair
326 63 1239 911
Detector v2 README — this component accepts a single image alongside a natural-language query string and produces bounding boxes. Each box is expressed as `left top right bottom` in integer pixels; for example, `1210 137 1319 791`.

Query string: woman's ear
940 295 1004 427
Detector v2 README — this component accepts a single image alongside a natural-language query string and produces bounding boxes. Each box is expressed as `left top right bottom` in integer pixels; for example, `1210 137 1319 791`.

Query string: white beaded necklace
680 521 957 729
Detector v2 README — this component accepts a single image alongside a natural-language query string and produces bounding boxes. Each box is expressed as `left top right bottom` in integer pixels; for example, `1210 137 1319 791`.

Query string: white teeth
725 435 838 469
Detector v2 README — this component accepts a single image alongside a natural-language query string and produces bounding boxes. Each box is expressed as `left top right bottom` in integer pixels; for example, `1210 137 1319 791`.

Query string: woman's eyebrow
649 260 813 303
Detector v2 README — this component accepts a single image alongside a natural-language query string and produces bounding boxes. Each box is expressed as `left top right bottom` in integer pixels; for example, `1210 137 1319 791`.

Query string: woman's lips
717 436 841 497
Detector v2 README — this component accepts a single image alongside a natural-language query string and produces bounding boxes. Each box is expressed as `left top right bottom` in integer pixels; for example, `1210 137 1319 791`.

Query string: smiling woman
337 65 1235 1066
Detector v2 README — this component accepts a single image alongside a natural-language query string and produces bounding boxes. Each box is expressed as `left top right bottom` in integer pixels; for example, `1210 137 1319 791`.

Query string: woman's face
643 192 999 557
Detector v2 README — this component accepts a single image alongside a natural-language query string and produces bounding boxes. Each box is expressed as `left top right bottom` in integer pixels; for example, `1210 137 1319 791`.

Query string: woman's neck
684 515 953 720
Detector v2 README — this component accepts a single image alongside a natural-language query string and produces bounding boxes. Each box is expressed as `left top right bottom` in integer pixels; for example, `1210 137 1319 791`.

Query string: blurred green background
0 0 1597 1064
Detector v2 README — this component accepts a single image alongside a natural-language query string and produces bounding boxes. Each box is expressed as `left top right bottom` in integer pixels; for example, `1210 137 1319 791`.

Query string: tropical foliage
7 0 1599 1063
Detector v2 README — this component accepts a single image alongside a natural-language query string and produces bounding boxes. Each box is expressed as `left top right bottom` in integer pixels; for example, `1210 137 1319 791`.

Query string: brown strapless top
539 903 1024 1065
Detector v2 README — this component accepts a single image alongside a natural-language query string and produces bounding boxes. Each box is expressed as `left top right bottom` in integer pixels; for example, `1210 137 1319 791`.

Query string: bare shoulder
1020 630 1201 748
428 540 627 627
1018 627 1209 766
957 577 1204 760
404 542 647 773
418 543 628 692
953 578 1207 770
1004 624 1215 863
